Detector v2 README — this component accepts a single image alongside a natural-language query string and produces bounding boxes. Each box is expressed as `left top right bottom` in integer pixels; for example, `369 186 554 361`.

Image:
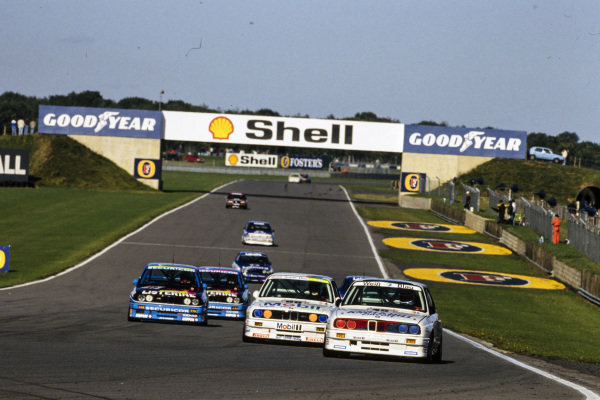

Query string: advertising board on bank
0 149 29 183
163 111 404 153
404 125 526 159
38 105 163 139
280 156 323 169
225 153 278 168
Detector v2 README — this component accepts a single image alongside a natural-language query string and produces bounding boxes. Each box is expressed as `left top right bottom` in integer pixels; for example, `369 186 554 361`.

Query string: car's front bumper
242 236 274 246
244 317 326 343
207 302 246 319
324 329 428 358
129 300 207 324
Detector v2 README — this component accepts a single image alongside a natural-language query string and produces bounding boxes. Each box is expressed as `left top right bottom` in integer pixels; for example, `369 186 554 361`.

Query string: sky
2 0 599 144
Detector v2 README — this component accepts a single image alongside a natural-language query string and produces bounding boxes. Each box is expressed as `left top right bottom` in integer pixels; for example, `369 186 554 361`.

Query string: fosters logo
209 117 234 140
134 159 161 179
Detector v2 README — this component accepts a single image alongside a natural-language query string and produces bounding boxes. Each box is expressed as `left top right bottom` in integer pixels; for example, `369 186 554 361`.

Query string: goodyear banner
225 153 278 168
404 125 526 158
39 105 163 139
0 245 10 273
280 156 323 169
163 111 404 152
0 149 29 183
401 172 426 193
134 158 161 179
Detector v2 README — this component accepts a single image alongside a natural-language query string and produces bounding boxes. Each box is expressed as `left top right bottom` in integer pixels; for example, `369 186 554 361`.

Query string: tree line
1 90 598 170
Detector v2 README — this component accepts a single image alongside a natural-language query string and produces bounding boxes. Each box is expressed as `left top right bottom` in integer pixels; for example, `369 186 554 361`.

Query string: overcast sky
2 0 599 144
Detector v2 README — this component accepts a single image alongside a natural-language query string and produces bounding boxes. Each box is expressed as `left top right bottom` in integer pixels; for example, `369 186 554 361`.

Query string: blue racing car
128 263 209 325
197 266 249 319
232 251 274 283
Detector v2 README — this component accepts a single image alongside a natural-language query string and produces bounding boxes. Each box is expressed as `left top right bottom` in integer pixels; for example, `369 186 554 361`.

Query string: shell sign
209 117 234 140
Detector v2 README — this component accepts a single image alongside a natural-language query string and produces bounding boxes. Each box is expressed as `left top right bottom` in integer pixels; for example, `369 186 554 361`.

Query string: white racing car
323 278 443 362
243 272 340 344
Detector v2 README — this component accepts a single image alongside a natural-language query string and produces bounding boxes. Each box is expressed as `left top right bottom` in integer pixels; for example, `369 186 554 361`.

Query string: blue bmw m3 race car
128 263 209 325
232 251 273 283
197 266 249 319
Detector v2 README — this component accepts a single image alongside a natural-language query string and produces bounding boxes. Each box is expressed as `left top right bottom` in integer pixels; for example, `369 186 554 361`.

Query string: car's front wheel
426 333 443 363
529 155 536 160
553 158 561 164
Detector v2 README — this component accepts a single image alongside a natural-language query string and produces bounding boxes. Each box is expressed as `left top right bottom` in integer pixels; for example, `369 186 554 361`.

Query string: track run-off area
1 180 598 399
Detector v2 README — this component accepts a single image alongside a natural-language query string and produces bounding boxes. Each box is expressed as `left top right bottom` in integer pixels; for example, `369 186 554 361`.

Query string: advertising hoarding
0 149 29 183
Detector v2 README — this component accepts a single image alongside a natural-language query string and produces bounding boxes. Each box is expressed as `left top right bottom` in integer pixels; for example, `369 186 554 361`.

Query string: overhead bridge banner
163 111 404 152
39 105 163 139
404 125 526 158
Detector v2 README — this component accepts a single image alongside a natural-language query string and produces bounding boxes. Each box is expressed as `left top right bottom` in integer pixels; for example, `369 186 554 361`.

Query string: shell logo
228 153 239 165
209 116 234 140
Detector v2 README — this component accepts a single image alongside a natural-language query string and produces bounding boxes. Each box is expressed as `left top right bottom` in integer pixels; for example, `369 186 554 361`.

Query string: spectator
497 200 506 224
464 191 471 210
551 214 561 244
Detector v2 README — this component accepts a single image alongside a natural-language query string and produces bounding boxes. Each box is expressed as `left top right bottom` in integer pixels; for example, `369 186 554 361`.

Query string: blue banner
39 105 163 139
0 245 10 273
280 156 323 169
404 125 526 158
401 172 426 193
134 158 161 179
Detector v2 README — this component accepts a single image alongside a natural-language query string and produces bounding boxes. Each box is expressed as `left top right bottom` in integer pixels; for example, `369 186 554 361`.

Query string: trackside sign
0 149 29 183
38 105 163 139
404 125 526 158
163 111 404 152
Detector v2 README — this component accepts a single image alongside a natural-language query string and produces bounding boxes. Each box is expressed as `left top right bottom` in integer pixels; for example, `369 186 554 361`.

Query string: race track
0 180 593 399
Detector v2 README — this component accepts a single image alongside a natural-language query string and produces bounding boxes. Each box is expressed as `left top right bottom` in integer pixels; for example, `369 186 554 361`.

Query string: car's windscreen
343 285 426 312
259 278 334 303
139 268 199 289
199 270 243 289
238 255 269 264
247 224 272 233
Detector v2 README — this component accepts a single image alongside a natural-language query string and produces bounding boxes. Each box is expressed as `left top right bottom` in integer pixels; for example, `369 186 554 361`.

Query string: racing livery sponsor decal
134 158 161 179
404 125 526 158
403 268 565 290
368 220 476 234
39 105 163 139
280 156 324 169
0 245 10 273
383 237 512 255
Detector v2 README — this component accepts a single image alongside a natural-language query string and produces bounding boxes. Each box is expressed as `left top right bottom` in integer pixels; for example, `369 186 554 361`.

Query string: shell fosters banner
403 125 527 159
0 245 10 273
225 153 278 168
163 111 404 152
39 105 163 139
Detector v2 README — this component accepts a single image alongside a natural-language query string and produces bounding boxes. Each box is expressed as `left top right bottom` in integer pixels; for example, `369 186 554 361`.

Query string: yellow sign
368 220 476 234
404 268 565 290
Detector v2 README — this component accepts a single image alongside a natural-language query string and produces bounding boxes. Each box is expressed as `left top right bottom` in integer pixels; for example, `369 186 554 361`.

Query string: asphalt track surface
0 180 597 399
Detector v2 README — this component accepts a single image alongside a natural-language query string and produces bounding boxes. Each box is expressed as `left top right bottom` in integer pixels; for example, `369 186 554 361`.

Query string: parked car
184 155 205 163
528 147 564 163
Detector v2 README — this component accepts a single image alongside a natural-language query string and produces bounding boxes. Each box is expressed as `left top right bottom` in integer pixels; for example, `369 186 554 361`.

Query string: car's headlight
183 298 191 305
145 294 153 302
226 297 233 303
192 298 200 306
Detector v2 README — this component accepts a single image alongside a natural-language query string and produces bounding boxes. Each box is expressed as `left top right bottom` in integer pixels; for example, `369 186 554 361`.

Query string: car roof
267 272 334 283
237 251 268 256
349 277 428 290
247 220 270 225
228 192 245 196
145 262 197 271
197 266 241 274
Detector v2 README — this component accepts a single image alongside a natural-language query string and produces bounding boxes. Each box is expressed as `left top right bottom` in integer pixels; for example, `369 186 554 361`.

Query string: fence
568 215 600 264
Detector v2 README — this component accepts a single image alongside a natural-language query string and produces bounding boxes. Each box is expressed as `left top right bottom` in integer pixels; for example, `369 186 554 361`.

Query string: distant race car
128 263 208 325
323 278 443 362
528 146 564 163
197 266 249 319
300 173 311 183
242 221 275 246
226 192 248 209
184 155 204 163
288 173 301 183
243 272 340 344
232 251 273 283
338 275 377 298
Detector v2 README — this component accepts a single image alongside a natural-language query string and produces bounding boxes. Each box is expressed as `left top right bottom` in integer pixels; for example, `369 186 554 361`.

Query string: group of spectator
496 199 518 225
7 119 36 135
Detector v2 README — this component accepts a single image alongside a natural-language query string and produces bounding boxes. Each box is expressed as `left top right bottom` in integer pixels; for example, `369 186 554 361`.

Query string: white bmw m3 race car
243 272 340 344
323 278 443 362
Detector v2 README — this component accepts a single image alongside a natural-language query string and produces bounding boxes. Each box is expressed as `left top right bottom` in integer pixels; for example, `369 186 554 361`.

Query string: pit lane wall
38 106 163 189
